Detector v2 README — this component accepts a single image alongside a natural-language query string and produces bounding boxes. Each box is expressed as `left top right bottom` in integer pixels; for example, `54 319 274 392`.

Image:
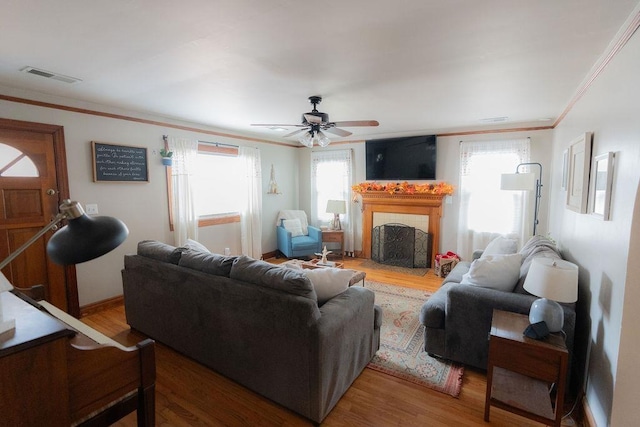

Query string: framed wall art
589 152 614 220
92 141 149 182
561 149 569 190
566 132 592 213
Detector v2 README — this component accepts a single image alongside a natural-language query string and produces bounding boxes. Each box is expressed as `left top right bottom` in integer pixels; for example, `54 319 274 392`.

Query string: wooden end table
321 229 344 261
485 310 568 427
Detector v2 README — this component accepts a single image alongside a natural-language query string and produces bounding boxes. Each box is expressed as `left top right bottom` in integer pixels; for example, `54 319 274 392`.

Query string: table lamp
0 200 129 329
326 200 346 230
523 258 578 332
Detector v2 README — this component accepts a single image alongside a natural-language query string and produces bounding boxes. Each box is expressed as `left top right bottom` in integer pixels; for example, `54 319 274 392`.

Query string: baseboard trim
80 295 124 318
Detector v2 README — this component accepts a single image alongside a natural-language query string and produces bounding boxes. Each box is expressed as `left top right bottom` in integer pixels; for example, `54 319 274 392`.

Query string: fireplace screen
371 223 431 268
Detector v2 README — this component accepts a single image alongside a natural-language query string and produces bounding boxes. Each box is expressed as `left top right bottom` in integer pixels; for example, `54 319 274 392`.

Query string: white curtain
168 137 199 246
239 146 263 259
310 149 355 255
457 138 531 260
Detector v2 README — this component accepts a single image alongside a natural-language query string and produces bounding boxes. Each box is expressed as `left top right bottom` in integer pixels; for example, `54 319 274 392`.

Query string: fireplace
372 223 431 268
359 193 445 267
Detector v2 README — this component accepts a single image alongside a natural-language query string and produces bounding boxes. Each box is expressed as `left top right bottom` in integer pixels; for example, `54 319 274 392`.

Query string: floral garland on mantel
352 181 454 196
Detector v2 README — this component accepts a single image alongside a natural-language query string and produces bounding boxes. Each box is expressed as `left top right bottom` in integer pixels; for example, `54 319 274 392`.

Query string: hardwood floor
82 258 578 426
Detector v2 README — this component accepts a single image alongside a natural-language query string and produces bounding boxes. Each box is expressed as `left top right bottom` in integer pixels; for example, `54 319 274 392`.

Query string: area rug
366 281 464 397
360 259 428 276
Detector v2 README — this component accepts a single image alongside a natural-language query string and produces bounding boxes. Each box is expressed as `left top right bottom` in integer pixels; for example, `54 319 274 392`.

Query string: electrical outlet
85 204 99 215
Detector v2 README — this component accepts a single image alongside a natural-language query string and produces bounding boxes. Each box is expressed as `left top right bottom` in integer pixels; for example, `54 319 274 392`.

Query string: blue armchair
277 219 322 259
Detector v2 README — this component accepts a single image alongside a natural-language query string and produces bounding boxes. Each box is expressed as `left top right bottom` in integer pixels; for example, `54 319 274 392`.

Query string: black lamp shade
46 214 129 265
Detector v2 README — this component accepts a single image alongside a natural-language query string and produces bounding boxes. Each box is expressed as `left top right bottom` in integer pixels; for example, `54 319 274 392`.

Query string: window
193 145 242 217
457 138 531 259
310 149 354 253
0 143 38 177
166 142 241 229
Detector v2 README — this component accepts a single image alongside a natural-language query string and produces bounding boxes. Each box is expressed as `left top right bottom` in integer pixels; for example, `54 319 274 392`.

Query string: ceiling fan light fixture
299 131 314 147
317 131 331 147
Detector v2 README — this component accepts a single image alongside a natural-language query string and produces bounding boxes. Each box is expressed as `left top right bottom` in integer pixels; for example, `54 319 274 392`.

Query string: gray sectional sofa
419 236 576 370
122 240 381 424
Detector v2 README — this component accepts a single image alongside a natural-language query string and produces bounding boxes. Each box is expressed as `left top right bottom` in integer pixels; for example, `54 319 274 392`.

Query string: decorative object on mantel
326 199 346 230
352 181 454 196
267 164 281 194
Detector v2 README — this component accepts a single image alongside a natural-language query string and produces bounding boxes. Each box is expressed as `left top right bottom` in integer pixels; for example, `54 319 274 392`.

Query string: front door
0 118 77 315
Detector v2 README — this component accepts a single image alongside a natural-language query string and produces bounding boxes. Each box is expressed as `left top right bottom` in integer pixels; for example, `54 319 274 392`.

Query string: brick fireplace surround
359 193 445 268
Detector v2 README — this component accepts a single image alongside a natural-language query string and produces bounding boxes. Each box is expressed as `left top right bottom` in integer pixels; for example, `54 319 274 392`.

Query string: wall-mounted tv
365 135 436 180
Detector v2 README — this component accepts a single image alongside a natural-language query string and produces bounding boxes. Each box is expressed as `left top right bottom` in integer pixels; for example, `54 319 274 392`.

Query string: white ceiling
1 0 637 144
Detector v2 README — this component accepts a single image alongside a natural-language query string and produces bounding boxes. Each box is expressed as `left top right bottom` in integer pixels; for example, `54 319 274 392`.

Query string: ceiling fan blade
303 114 323 124
331 120 379 127
250 123 305 127
324 127 352 137
283 128 309 138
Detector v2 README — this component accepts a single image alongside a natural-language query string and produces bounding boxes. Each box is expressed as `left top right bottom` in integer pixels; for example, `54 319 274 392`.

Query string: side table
321 229 344 261
485 309 568 427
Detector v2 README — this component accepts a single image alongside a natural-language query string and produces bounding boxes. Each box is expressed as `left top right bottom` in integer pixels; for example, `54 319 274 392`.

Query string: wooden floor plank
82 257 578 426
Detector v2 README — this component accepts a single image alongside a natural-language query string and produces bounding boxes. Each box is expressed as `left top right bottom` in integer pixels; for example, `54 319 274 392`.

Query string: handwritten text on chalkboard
92 142 149 182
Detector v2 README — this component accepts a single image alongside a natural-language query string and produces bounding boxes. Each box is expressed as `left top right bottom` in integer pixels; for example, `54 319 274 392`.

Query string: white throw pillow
303 268 353 304
283 219 304 237
481 236 518 258
460 254 522 292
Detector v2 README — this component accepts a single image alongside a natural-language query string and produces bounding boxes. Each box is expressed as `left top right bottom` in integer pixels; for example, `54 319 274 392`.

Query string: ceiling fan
251 96 379 147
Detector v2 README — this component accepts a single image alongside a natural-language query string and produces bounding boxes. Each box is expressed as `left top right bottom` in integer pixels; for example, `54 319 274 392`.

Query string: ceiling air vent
20 66 82 84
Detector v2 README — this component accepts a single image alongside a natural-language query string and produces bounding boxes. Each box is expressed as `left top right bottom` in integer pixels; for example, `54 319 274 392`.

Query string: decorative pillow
183 238 210 253
481 236 518 258
460 253 522 292
283 219 304 237
303 268 353 304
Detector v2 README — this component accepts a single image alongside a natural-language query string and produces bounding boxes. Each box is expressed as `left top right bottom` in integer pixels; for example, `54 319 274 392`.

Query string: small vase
162 157 172 166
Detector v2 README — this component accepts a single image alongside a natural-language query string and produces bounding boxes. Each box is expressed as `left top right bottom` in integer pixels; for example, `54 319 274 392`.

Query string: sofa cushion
460 254 522 292
481 235 518 257
179 250 236 277
230 256 317 301
137 240 182 264
303 268 353 304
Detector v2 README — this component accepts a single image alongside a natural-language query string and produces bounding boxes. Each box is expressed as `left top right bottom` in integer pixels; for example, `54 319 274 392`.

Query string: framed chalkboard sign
92 141 149 182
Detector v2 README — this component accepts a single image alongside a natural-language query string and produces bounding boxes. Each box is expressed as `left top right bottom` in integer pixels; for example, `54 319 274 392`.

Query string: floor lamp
500 162 543 236
0 199 129 331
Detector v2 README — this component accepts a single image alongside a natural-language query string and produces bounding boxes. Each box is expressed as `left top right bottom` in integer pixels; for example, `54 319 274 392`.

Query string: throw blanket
276 210 309 235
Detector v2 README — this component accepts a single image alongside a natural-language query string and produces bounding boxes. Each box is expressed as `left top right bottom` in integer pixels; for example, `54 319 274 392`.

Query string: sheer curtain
457 138 531 260
168 137 199 246
238 146 263 259
310 149 355 255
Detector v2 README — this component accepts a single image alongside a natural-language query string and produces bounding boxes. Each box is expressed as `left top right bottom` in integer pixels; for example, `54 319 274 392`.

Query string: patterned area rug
366 281 464 397
360 259 428 276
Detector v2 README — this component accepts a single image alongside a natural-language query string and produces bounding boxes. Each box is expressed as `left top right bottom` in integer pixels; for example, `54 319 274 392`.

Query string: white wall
548 24 640 427
0 86 299 306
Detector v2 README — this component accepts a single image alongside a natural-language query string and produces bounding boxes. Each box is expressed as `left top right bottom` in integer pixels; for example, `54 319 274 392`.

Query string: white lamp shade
326 200 346 214
523 258 578 303
501 172 536 191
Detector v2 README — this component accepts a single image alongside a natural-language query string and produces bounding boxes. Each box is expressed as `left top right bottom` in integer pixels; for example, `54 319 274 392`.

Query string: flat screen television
365 135 436 180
